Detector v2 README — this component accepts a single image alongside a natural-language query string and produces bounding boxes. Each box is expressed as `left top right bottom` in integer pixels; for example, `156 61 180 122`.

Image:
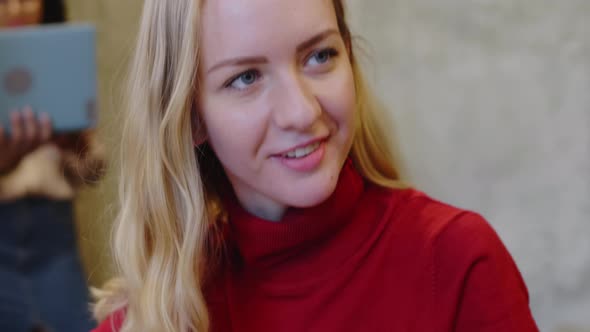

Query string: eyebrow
206 28 340 74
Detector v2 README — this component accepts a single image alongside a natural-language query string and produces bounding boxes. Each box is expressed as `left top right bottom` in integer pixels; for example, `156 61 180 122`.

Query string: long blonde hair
93 0 404 331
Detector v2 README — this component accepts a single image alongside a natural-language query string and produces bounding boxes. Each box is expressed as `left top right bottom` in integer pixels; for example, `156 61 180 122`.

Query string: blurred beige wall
64 0 144 286
346 1 589 331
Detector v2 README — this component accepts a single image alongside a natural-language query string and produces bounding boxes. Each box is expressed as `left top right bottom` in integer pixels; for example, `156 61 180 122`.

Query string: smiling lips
273 138 328 172
274 136 327 158
282 141 321 159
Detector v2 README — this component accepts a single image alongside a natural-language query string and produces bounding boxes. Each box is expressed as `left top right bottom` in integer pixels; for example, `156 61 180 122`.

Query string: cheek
201 104 240 158
200 97 269 167
319 66 357 133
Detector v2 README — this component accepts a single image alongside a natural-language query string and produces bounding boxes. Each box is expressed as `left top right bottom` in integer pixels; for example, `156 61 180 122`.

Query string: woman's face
199 0 356 221
0 0 43 27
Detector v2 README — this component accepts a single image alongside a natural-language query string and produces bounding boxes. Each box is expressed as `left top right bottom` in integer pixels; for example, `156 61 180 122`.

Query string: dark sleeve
434 212 539 332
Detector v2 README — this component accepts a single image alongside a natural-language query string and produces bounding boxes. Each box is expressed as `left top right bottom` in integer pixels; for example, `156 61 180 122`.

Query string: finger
9 111 23 145
38 112 52 142
0 124 5 146
22 106 39 147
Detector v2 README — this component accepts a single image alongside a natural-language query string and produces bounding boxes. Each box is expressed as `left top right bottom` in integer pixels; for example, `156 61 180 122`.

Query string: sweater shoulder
400 190 505 257
377 188 534 326
376 187 478 235
373 187 504 257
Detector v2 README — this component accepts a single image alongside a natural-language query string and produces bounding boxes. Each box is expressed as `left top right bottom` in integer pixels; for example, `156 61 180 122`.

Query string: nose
271 71 322 131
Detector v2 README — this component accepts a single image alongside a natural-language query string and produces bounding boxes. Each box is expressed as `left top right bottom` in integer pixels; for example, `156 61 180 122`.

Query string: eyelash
223 47 340 91
223 69 261 91
306 48 339 66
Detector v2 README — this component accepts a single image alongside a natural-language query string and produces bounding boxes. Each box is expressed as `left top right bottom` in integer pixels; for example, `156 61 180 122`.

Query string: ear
191 103 207 147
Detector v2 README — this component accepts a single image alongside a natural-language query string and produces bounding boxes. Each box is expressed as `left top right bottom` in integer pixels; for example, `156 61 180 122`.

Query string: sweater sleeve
434 212 539 332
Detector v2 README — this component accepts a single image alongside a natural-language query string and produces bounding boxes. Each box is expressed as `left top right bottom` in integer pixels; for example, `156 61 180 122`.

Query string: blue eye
306 48 339 67
226 70 260 90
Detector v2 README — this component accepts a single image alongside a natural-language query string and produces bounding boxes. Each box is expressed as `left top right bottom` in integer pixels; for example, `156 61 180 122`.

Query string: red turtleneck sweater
94 161 538 331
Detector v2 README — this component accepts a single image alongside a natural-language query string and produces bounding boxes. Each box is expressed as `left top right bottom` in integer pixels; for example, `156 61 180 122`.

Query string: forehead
200 0 338 60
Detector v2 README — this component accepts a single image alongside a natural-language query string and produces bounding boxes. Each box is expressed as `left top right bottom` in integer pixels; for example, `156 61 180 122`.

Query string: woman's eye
306 48 339 67
226 70 261 91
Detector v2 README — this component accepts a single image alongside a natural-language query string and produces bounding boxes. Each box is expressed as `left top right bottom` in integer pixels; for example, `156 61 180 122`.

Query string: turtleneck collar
226 159 365 274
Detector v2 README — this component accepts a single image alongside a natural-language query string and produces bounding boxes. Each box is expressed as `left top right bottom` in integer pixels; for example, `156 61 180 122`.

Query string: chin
285 185 337 209
281 163 342 208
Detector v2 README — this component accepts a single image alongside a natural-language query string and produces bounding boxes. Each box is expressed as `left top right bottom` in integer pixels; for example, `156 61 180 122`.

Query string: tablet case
0 24 97 133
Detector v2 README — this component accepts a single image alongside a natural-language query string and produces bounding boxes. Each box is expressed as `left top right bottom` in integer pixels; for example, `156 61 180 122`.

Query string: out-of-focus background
65 0 589 331
346 1 590 330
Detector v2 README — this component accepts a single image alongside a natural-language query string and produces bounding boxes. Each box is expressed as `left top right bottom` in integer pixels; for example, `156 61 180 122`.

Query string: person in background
93 0 539 331
0 0 104 331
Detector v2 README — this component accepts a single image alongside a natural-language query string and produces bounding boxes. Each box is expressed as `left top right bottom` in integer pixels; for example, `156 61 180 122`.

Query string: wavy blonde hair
93 0 405 331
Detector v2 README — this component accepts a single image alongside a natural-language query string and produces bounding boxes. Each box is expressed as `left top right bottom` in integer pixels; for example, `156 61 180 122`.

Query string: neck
246 201 285 222
233 187 286 222
225 158 367 273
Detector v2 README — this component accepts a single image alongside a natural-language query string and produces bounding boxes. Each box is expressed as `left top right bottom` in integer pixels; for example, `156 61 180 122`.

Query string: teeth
284 142 320 159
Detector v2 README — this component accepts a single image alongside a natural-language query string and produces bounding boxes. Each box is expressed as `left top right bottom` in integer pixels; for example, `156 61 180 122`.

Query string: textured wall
66 0 589 331
345 1 590 331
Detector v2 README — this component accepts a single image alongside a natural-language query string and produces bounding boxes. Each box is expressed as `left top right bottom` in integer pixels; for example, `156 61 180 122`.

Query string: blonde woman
93 0 539 331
